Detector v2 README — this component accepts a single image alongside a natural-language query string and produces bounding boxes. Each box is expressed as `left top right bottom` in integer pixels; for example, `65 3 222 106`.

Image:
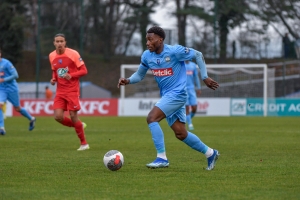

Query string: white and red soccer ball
103 150 124 171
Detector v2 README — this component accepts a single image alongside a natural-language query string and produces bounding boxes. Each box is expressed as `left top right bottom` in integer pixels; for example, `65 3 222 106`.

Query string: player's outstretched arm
117 65 148 88
117 78 130 88
203 77 219 90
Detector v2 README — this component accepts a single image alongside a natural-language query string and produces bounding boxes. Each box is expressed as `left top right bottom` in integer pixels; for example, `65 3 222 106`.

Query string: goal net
120 64 273 116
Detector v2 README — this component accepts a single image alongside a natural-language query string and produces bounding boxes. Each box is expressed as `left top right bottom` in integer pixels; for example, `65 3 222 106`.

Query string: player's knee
54 115 63 122
174 131 187 141
146 114 158 124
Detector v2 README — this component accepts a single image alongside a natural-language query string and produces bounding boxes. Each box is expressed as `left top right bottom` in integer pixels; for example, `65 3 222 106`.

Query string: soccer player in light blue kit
185 60 201 131
0 48 36 135
118 26 219 170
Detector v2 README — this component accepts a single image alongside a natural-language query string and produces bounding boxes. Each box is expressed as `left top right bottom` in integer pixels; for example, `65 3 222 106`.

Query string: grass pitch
0 116 299 200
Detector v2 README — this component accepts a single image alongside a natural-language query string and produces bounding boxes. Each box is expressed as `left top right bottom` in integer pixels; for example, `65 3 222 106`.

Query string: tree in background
214 0 248 61
124 0 158 51
174 0 190 46
253 0 300 39
0 0 26 65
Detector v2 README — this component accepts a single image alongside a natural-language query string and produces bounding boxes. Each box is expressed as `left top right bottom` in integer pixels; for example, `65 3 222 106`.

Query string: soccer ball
103 150 124 171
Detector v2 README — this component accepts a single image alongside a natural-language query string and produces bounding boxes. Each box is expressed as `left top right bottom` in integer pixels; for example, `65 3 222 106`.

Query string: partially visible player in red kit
49 33 89 151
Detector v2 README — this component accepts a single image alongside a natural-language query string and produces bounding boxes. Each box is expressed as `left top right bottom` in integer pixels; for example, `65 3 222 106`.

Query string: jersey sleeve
193 64 201 89
173 45 195 61
140 51 149 70
3 60 19 82
70 50 84 68
49 53 55 70
128 52 149 84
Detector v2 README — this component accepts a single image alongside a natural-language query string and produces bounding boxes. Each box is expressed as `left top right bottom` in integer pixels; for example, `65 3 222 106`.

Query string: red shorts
53 94 81 111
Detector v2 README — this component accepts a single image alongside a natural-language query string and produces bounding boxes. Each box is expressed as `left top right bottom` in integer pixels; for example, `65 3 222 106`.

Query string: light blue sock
186 113 192 125
191 112 196 118
148 122 165 154
0 109 4 127
182 132 208 154
20 108 33 121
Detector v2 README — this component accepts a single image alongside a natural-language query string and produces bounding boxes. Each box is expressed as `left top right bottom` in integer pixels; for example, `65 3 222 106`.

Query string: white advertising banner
195 98 230 116
119 98 230 116
119 98 159 116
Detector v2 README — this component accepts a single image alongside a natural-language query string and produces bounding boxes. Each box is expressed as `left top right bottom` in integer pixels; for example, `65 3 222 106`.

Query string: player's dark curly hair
147 26 165 41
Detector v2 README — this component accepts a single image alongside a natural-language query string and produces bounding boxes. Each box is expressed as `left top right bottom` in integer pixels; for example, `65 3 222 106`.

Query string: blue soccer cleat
146 157 169 169
0 128 6 135
206 149 220 170
29 117 36 131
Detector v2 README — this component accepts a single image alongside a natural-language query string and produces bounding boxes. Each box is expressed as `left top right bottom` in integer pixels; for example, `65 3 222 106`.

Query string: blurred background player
49 33 89 151
45 86 53 100
185 60 201 131
0 48 36 135
118 26 220 170
2 102 6 119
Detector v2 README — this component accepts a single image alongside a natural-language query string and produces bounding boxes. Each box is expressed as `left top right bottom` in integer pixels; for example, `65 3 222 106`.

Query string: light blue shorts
155 93 187 126
0 90 20 107
185 88 197 106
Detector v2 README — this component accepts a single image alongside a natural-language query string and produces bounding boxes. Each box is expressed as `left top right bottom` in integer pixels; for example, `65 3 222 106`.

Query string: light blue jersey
0 57 34 131
185 61 200 90
0 58 19 93
129 44 196 126
186 61 200 106
135 44 195 97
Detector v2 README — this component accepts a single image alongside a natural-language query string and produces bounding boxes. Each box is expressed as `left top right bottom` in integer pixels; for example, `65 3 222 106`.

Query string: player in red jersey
49 33 89 151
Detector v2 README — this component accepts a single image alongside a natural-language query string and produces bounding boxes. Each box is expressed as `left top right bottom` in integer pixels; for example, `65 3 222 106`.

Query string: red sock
74 120 87 145
61 117 74 127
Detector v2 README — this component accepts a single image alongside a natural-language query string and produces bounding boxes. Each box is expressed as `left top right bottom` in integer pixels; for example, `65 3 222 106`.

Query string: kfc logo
152 68 173 77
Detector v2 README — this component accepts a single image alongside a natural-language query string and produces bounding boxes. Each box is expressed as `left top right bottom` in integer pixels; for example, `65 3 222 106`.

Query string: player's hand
196 89 201 96
0 78 4 83
50 78 56 85
63 73 72 80
117 78 130 88
203 77 219 90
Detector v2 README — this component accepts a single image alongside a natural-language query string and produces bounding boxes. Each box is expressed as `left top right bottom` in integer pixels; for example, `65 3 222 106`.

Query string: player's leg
0 91 7 134
3 102 6 119
0 103 6 135
186 105 194 131
146 106 168 168
8 92 36 131
67 95 89 151
145 95 188 168
170 108 220 170
190 105 197 118
187 88 197 130
69 110 89 151
53 96 74 127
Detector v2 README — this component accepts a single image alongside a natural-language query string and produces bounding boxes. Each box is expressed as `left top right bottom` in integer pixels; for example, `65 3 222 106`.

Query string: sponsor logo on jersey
186 70 193 75
184 47 190 53
165 56 170 62
151 68 173 77
57 66 69 77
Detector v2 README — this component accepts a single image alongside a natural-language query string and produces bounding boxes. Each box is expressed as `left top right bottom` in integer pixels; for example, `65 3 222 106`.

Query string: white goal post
120 64 269 116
